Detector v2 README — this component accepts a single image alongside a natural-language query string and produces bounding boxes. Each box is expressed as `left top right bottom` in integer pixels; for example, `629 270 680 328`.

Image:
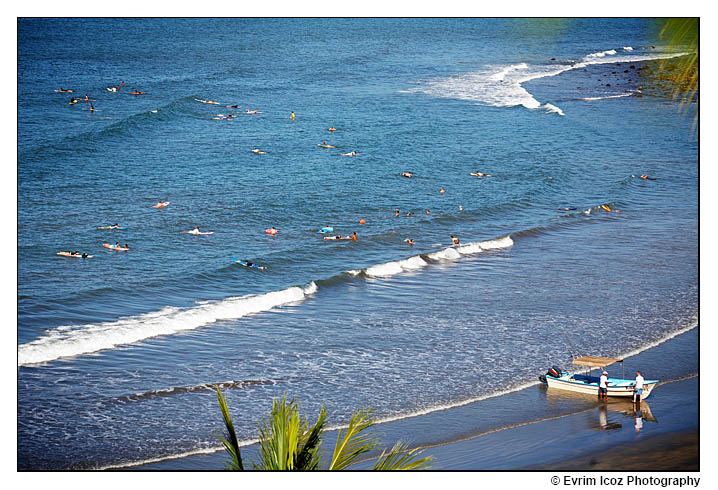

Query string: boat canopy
572 356 623 368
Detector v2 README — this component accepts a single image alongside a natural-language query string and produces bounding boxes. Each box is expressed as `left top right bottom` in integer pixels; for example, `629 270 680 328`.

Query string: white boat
540 356 659 400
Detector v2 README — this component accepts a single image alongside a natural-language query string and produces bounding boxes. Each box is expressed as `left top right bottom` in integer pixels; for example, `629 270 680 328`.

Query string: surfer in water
451 235 460 245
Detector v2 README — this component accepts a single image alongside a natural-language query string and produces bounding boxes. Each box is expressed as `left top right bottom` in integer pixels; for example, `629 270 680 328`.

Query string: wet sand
137 328 699 471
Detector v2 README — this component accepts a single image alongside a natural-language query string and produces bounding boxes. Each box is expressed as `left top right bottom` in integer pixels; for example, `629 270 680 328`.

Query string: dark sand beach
137 327 698 471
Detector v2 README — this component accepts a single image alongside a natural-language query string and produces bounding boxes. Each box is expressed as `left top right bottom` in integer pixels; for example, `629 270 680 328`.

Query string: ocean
17 18 698 470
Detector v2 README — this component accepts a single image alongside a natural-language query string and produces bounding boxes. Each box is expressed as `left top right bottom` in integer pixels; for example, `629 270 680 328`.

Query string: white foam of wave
455 242 484 255
584 49 617 59
404 49 687 112
18 283 318 366
365 256 428 278
580 93 634 101
542 103 565 116
623 46 633 51
478 235 514 250
427 247 462 261
487 62 528 81
617 315 698 362
345 269 362 277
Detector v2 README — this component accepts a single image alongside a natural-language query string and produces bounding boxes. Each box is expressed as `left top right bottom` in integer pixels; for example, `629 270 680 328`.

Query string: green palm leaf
256 394 326 470
215 387 244 470
372 441 434 471
328 408 379 470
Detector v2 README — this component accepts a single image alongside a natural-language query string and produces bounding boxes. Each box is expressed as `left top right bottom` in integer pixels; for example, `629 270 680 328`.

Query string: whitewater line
17 282 318 366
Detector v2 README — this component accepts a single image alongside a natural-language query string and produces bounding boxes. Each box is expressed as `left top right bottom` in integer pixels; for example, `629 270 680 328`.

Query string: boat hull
545 373 658 400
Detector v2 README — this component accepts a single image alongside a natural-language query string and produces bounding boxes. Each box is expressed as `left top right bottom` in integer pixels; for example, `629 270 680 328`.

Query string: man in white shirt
633 371 645 403
599 370 608 400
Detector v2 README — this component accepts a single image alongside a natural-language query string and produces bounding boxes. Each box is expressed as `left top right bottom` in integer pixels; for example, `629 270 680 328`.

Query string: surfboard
317 227 334 233
57 252 92 258
97 226 127 230
232 257 265 269
151 202 170 208
103 243 129 251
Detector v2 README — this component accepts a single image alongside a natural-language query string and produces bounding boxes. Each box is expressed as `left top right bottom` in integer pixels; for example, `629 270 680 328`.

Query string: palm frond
295 406 327 470
328 408 379 470
372 441 434 471
256 394 326 470
215 387 244 470
659 18 699 110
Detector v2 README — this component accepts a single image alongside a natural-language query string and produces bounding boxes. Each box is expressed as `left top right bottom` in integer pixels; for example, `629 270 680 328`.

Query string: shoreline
135 326 698 471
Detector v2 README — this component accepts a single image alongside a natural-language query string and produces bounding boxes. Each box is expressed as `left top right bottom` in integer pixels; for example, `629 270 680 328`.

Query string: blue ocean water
17 18 698 470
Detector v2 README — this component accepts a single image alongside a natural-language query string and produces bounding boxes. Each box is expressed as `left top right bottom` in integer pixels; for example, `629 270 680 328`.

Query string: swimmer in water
395 209 400 217
471 171 494 177
440 187 445 194
339 151 357 156
451 235 460 245
90 103 94 112
640 174 656 180
350 232 357 241
426 209 430 215
251 149 267 154
291 111 295 120
459 205 463 212
402 172 413 178
329 127 336 132
359 218 366 224
405 238 415 246
406 211 413 216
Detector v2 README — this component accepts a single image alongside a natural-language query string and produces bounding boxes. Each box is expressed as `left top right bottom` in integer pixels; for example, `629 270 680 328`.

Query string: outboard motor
539 365 562 383
548 366 562 378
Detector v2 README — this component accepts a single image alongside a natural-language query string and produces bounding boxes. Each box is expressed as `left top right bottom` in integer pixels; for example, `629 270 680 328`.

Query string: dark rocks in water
612 71 617 74
606 83 611 87
550 57 556 61
630 65 636 69
624 70 629 73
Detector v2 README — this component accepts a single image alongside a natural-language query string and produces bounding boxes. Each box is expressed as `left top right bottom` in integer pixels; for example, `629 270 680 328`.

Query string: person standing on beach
598 370 608 400
633 371 644 403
